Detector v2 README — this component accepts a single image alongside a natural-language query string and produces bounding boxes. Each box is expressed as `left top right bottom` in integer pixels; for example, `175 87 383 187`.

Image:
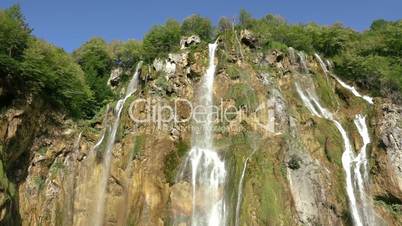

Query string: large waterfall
176 41 227 226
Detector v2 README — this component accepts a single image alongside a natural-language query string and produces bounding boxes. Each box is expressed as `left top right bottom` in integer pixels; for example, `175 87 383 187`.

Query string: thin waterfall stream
91 61 142 226
234 148 257 226
293 51 377 226
295 81 362 225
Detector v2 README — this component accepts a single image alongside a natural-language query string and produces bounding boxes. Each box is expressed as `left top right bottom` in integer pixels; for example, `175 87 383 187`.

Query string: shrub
110 39 143 69
142 19 181 62
181 14 213 41
73 37 113 109
22 39 95 118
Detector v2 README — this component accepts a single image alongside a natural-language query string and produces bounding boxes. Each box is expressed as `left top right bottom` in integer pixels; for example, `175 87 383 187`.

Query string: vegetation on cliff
1 5 400 121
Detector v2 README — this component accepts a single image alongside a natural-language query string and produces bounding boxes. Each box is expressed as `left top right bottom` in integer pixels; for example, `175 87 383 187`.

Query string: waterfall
234 149 256 226
288 47 297 64
314 53 373 104
297 51 309 74
354 114 375 224
64 132 82 225
295 82 365 226
332 75 373 104
91 61 142 226
176 41 227 226
314 53 329 75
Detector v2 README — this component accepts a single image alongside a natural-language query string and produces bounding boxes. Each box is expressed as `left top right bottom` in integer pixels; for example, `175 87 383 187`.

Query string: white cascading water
332 75 373 104
234 149 256 226
314 53 373 105
314 53 330 75
177 41 227 226
297 51 309 74
295 82 365 226
354 114 375 224
92 61 142 226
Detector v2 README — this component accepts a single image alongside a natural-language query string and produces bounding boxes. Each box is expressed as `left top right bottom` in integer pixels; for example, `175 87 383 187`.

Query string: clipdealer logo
128 98 276 132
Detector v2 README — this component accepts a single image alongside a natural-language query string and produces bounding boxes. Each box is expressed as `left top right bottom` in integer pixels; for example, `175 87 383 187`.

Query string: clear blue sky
1 0 401 52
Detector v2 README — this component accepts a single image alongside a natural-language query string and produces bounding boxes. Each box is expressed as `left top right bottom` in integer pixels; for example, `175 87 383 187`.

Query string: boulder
265 49 284 65
180 35 201 49
240 29 257 48
168 52 189 68
108 67 124 87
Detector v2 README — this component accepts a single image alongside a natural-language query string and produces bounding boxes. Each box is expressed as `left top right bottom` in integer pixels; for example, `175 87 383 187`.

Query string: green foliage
181 14 213 41
0 5 31 59
49 159 64 175
142 19 181 62
238 9 254 29
218 17 232 32
22 39 95 118
110 39 143 69
0 5 31 106
237 9 402 103
131 135 145 160
73 37 113 110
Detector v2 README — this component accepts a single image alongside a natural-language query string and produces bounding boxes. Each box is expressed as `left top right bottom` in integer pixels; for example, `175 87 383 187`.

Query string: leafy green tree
73 37 113 107
238 9 254 29
181 14 213 41
0 5 31 105
142 19 181 62
110 39 143 69
22 39 95 118
218 17 233 33
0 5 31 59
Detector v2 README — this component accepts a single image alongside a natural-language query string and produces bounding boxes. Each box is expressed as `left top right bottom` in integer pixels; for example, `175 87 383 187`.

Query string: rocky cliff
0 32 401 226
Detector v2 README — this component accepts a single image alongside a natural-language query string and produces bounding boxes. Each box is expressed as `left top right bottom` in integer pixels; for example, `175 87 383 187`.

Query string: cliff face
0 33 401 226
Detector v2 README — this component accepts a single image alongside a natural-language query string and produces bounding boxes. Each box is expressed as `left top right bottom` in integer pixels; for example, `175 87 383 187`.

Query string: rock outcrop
180 35 201 49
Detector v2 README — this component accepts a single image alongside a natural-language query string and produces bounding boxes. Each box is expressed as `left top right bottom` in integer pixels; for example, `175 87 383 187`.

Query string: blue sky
1 0 401 52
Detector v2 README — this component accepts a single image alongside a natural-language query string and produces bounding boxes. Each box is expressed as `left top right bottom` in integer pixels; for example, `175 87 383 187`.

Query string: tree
142 19 181 62
181 14 213 41
73 37 113 107
0 5 31 59
22 39 95 118
218 17 233 33
110 39 143 69
238 9 254 29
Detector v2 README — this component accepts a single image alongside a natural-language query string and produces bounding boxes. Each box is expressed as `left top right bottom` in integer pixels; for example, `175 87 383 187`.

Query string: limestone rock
378 102 402 193
180 35 201 49
108 67 124 87
240 29 257 48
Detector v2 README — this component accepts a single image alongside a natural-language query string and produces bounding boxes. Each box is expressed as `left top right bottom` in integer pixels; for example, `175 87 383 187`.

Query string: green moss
312 71 337 110
375 195 402 215
154 74 171 95
164 140 189 184
226 83 258 112
243 141 294 225
132 135 145 160
314 118 344 166
33 175 45 191
49 159 64 176
226 64 241 80
38 146 47 156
